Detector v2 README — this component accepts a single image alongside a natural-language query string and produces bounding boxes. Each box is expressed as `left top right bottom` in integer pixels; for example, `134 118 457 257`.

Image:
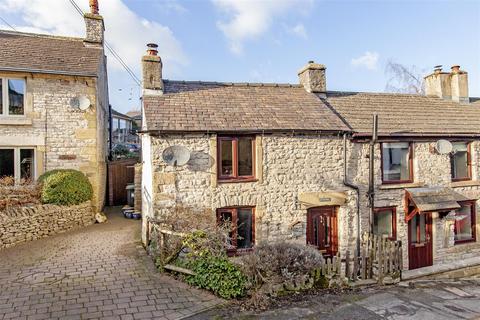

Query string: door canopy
404 187 471 222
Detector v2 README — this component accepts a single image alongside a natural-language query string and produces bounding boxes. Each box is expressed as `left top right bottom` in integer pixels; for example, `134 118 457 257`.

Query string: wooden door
307 206 338 257
408 213 433 269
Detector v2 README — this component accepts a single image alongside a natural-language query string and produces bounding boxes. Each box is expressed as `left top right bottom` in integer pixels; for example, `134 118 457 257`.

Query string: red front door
408 213 433 270
307 206 338 257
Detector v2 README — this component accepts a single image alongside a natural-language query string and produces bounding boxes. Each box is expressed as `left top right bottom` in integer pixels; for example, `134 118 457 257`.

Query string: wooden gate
107 158 138 206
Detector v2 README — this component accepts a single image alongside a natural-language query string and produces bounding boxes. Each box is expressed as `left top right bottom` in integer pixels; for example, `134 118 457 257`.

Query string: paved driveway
0 207 220 320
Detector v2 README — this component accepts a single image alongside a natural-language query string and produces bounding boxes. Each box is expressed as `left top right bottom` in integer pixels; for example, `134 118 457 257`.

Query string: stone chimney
142 43 163 95
84 0 104 45
424 65 469 103
298 61 327 97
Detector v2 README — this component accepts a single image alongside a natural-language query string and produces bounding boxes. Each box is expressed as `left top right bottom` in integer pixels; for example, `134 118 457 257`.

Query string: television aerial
435 139 453 155
69 95 91 111
162 145 191 166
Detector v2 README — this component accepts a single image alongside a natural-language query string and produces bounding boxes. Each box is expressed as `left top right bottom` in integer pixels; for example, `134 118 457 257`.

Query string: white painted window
0 78 26 116
0 147 36 183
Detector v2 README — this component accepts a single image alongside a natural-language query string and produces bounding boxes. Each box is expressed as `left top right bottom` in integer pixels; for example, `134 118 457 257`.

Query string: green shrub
40 169 93 205
185 255 247 299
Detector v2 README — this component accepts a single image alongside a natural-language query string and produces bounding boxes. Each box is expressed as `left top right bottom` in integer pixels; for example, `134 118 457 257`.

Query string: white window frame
0 147 36 182
1 77 26 117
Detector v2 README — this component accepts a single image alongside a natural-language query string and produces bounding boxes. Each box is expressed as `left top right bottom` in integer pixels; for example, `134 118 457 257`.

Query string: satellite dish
435 139 453 154
162 145 190 166
69 96 91 111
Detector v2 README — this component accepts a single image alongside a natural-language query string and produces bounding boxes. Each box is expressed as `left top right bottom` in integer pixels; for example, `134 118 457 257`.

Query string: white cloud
351 51 379 71
289 23 307 39
0 0 188 76
211 0 313 54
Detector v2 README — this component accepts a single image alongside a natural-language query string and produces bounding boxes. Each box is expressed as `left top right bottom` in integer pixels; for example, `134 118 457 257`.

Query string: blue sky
1 0 479 113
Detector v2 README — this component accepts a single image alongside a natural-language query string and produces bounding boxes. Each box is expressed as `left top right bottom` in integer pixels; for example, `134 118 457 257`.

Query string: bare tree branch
385 60 426 94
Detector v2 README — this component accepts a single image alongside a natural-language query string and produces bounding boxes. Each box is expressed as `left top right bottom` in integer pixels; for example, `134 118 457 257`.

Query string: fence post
345 250 351 280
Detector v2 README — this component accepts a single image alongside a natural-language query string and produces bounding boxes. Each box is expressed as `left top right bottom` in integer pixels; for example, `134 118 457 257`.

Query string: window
1 78 25 116
217 207 254 253
451 142 471 181
373 207 396 240
382 142 413 183
454 201 476 244
218 136 255 181
0 148 35 183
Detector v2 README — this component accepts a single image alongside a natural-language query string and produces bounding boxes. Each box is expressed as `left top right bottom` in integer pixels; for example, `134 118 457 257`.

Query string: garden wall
0 201 95 249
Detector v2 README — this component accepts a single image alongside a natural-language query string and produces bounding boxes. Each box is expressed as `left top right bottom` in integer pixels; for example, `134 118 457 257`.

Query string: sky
0 0 479 113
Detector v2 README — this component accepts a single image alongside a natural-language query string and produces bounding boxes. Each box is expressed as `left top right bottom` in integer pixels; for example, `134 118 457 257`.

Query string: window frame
454 200 477 245
0 147 36 183
450 142 472 182
1 77 26 117
380 142 414 184
216 206 255 255
217 136 256 182
373 206 397 240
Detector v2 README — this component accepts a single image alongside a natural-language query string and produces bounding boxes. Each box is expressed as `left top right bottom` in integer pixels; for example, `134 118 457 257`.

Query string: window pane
374 209 394 238
382 142 410 181
8 79 25 115
455 205 473 241
238 138 253 176
419 214 426 243
410 215 418 243
0 149 14 178
237 208 253 249
220 140 233 176
452 142 469 179
20 149 34 182
0 79 3 115
219 211 233 247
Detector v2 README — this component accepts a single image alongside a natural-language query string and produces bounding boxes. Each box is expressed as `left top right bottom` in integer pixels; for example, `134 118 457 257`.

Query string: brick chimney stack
84 0 104 46
424 65 469 104
142 43 163 95
298 61 327 97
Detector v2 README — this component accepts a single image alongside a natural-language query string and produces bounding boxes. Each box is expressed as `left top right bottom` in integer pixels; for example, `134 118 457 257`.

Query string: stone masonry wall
0 201 95 249
0 71 108 211
144 133 358 256
350 141 480 269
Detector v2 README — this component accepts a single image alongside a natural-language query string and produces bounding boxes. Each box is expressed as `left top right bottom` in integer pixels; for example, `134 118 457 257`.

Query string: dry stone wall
0 201 95 249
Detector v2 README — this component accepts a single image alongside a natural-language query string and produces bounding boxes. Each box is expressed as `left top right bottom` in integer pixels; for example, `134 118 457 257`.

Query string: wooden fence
321 232 403 284
148 221 403 284
107 158 138 206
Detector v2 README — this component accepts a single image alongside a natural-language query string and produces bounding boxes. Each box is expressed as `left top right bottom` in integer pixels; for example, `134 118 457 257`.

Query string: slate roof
324 92 480 137
0 30 103 76
143 80 351 132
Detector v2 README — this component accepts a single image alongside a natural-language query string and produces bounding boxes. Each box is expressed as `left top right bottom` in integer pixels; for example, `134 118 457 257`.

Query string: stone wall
350 141 480 269
0 70 108 211
0 201 95 249
143 133 358 256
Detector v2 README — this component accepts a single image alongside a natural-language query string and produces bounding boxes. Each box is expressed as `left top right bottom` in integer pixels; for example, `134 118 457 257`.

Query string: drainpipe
343 133 361 256
367 114 379 233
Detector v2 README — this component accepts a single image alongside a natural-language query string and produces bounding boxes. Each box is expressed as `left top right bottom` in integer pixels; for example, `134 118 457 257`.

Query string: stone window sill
0 117 32 125
451 180 480 188
378 182 425 190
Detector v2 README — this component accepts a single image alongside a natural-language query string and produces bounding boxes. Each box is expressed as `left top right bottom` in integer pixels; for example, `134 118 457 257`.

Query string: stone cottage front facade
0 1 109 211
140 44 480 273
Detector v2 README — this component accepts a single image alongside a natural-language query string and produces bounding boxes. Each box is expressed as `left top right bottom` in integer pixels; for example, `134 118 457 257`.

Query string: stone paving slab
0 207 220 320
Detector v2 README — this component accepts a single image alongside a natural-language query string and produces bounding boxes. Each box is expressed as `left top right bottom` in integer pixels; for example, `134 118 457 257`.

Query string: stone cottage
0 0 109 211
140 44 480 274
327 65 480 273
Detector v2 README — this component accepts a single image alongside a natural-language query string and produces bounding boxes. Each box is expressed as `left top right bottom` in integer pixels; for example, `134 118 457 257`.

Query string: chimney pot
89 0 99 15
451 65 461 73
434 65 442 74
146 43 158 56
308 60 315 64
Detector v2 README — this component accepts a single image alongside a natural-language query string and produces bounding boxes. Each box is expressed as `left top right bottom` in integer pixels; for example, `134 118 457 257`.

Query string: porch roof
406 187 471 213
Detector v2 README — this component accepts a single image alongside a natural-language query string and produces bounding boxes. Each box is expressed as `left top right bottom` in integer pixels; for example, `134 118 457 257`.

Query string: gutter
343 133 361 256
138 128 351 135
0 67 98 78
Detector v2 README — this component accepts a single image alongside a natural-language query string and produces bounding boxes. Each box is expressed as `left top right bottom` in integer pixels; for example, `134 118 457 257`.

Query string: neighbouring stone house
139 43 480 273
0 1 109 211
